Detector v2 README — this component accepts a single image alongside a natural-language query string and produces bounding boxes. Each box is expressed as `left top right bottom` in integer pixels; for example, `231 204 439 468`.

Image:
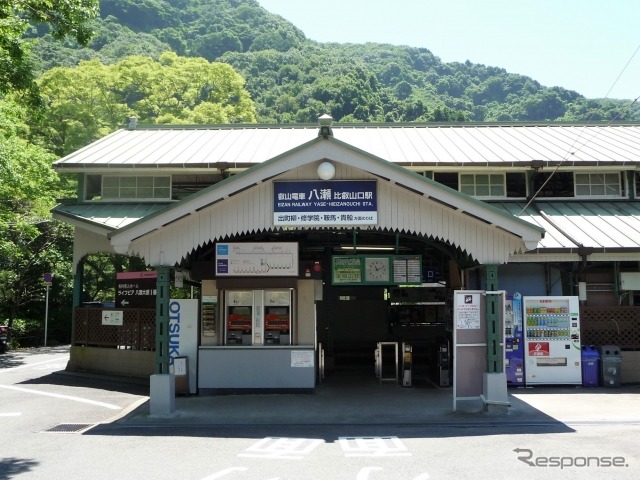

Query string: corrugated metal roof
55 199 640 254
52 203 168 230
491 201 640 251
53 124 640 171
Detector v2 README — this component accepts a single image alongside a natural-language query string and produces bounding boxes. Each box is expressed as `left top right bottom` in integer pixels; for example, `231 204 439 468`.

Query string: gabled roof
52 121 640 265
52 123 640 171
99 135 544 265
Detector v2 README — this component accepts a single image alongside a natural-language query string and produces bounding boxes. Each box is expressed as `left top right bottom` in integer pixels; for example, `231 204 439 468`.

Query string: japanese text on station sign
274 180 377 226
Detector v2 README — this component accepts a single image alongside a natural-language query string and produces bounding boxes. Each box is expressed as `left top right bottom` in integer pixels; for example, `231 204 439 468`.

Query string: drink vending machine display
504 292 525 385
523 296 582 385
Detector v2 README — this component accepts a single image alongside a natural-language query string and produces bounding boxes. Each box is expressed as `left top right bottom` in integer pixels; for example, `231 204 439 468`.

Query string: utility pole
43 273 53 346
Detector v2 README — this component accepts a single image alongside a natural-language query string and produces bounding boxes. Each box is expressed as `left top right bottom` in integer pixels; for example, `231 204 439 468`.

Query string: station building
52 118 640 398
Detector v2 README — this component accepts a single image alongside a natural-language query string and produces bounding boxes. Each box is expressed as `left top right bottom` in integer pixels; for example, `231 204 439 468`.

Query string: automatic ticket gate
402 343 412 387
375 342 397 383
374 342 413 386
438 342 450 387
318 342 325 384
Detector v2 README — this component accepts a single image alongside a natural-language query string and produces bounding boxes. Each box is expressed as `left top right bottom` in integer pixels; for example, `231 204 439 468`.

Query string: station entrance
316 283 452 389
280 228 461 391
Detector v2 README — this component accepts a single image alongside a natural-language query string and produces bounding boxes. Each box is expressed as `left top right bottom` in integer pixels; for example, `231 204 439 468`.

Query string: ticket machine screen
264 306 290 345
227 306 252 344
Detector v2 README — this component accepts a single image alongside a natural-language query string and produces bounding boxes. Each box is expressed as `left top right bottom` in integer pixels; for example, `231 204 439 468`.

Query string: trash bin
599 345 622 387
581 345 599 387
173 356 189 396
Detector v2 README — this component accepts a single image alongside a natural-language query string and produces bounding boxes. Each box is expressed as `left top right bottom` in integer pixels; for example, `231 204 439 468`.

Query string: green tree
250 28 301 52
516 90 567 121
34 60 128 155
0 98 73 339
0 0 98 102
100 0 180 31
192 32 243 61
22 0 638 124
32 52 256 155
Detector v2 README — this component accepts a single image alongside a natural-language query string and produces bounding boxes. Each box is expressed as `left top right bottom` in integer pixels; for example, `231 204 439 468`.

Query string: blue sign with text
273 180 377 226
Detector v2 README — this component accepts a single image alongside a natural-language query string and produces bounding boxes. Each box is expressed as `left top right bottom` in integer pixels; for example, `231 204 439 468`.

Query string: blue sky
258 0 640 100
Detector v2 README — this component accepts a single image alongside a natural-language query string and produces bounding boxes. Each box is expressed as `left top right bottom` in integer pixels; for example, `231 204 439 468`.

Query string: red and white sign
101 310 123 326
116 271 157 308
528 341 550 357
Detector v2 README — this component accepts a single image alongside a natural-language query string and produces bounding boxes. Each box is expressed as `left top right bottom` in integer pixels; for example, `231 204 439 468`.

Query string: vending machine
504 292 525 385
523 296 581 385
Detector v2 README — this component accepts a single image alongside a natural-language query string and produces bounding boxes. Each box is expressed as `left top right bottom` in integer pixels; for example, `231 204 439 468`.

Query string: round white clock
365 257 390 282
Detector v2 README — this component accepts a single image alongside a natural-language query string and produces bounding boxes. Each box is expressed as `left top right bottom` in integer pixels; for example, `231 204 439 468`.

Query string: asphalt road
1 347 638 480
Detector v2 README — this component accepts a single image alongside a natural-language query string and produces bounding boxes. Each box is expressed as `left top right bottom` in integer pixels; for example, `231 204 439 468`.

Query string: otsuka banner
168 299 198 394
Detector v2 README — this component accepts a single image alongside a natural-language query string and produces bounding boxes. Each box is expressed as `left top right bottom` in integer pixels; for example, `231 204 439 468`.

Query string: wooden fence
74 308 156 350
581 306 640 349
73 305 640 351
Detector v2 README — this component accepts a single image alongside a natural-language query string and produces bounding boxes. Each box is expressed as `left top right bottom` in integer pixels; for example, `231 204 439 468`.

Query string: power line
517 43 640 217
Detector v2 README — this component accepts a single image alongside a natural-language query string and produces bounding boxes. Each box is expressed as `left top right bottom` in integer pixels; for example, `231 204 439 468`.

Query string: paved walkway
114 373 640 428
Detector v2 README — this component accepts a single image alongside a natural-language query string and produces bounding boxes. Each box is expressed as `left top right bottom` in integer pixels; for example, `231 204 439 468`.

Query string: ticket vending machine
264 290 292 345
225 290 292 346
226 291 254 345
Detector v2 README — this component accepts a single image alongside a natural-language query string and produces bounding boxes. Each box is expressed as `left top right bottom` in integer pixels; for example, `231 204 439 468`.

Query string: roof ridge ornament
318 114 333 139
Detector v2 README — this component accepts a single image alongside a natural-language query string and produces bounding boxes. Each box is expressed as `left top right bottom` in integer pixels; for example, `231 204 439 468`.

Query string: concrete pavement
113 372 640 428
8 346 637 429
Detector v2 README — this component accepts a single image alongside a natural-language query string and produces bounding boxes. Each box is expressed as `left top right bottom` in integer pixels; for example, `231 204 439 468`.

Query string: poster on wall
215 243 299 277
291 350 314 368
455 293 481 330
168 299 199 394
332 256 363 284
392 256 422 283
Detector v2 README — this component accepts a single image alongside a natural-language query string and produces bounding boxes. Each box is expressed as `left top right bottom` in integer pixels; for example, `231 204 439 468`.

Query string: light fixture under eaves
317 161 335 180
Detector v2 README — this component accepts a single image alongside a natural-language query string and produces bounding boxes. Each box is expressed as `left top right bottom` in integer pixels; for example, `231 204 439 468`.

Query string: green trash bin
599 345 622 387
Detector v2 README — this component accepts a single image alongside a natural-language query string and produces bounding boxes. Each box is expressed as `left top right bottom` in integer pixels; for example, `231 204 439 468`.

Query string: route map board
216 243 299 277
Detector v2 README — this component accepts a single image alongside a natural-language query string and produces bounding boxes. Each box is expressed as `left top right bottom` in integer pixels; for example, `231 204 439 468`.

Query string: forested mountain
2 0 638 347
27 0 639 124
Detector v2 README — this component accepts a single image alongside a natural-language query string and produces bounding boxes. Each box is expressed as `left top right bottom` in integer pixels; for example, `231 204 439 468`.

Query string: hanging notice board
331 255 422 286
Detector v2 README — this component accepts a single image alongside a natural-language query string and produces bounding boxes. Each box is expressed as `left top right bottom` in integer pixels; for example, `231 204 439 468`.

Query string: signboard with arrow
102 310 123 326
115 271 157 308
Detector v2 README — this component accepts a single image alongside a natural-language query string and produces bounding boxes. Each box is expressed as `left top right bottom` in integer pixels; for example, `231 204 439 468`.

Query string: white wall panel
127 162 527 266
73 228 114 269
